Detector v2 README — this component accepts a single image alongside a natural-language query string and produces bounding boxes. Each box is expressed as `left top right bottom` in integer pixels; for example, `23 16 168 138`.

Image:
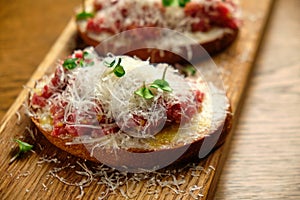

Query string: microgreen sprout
134 81 154 100
178 0 191 7
104 57 126 77
9 139 33 164
162 0 177 7
150 66 173 92
63 58 78 70
76 12 94 21
62 51 92 70
135 66 173 99
76 0 94 20
162 0 190 7
83 51 89 58
181 65 196 77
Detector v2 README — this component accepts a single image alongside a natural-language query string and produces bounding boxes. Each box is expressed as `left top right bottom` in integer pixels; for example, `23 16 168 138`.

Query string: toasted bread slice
77 26 238 63
75 0 240 63
28 50 231 171
31 110 231 171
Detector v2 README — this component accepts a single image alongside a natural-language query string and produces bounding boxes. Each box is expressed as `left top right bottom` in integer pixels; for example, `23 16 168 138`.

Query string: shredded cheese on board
38 156 213 199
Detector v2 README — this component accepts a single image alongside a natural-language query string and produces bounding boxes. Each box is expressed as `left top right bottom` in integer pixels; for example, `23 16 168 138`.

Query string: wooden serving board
0 1 274 199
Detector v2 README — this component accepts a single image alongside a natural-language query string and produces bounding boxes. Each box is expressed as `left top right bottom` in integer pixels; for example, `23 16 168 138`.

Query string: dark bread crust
77 28 238 63
201 29 238 55
31 106 232 170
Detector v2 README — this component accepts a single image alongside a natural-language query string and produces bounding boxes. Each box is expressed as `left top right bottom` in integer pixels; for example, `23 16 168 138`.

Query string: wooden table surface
0 0 299 199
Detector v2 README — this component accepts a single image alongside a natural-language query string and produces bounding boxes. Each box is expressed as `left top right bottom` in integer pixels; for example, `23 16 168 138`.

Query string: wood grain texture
0 0 285 199
215 0 300 199
0 0 81 119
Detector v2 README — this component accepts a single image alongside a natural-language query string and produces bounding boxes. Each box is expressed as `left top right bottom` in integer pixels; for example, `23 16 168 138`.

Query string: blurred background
0 0 79 118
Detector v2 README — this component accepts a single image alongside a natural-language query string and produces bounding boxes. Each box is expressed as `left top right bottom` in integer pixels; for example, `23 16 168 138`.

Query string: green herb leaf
134 87 144 97
113 65 125 77
104 58 126 77
79 59 84 67
162 0 177 6
182 65 196 76
10 139 33 164
104 59 114 68
150 65 173 92
14 139 33 152
63 58 78 70
162 0 190 7
76 12 94 21
135 86 154 100
109 60 115 68
143 88 155 99
151 79 173 92
135 65 173 99
83 51 89 59
178 0 190 7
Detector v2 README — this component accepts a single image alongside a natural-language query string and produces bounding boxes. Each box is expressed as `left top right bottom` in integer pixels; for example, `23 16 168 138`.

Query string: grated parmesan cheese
42 157 210 199
28 47 228 156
